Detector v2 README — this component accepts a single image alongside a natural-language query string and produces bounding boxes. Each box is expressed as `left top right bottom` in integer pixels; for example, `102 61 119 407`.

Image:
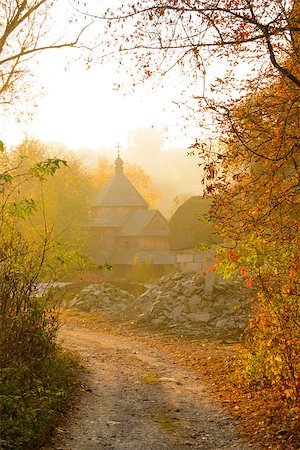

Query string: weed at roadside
0 348 82 450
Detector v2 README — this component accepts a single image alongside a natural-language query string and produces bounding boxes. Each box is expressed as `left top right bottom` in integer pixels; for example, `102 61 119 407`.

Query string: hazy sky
2 1 250 157
4 48 200 153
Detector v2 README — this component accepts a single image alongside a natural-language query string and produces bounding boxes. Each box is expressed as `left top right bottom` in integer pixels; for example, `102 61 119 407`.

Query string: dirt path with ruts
43 324 255 450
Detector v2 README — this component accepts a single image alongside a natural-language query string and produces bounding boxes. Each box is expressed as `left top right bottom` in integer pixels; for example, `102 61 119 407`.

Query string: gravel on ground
43 324 254 450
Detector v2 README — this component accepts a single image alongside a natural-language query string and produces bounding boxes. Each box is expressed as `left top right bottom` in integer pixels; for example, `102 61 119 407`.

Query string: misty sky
4 51 201 153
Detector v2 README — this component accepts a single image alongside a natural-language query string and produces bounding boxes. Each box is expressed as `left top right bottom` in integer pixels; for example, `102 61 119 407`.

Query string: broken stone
65 271 250 338
203 271 216 295
170 304 185 317
188 295 202 306
213 284 227 293
187 312 211 323
151 316 167 325
215 318 228 329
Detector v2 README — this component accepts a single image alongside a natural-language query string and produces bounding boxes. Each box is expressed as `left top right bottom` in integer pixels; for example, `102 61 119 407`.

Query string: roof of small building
91 156 148 208
169 196 222 250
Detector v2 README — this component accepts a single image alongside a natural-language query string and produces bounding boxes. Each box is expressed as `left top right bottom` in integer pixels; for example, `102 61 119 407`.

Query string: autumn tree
74 1 299 101
0 0 91 116
10 139 94 251
207 58 300 415
0 143 76 447
0 5 109 447
76 0 300 433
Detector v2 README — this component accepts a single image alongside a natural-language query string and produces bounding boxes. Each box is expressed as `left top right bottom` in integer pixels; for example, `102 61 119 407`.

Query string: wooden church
87 154 175 270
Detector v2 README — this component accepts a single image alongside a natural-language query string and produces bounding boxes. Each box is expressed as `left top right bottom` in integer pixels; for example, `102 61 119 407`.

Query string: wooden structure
88 154 174 268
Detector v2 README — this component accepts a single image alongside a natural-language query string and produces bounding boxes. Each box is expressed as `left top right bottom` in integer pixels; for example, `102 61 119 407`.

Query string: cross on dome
116 142 121 157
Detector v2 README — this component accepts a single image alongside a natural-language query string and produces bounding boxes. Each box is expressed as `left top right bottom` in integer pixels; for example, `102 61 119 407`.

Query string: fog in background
75 127 203 219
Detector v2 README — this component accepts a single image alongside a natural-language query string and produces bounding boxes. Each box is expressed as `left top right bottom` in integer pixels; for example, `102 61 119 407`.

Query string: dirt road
45 325 254 450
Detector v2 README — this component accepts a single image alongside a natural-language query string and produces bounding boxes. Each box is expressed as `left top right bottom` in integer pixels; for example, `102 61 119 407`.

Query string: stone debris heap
66 272 251 338
67 283 135 315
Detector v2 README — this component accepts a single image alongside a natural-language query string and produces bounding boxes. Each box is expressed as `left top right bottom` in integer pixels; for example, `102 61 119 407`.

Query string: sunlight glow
4 53 194 153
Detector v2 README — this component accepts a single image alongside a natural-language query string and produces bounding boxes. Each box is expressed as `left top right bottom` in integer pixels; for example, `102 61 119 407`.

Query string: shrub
0 349 81 449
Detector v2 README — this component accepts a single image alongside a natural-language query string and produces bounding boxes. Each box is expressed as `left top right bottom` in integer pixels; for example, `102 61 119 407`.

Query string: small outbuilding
169 196 222 272
169 196 222 250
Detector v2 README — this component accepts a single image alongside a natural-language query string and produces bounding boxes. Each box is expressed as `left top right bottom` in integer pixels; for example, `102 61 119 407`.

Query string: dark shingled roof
92 172 149 208
169 196 222 250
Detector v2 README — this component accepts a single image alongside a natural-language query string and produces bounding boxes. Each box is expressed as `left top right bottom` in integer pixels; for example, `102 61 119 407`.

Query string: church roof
120 210 168 236
87 209 169 237
92 156 148 208
88 212 126 228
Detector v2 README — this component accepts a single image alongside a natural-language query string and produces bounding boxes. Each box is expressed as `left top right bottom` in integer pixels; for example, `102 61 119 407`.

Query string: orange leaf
245 278 253 286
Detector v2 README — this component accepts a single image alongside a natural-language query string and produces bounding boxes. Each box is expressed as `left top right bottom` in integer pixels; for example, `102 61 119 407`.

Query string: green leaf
196 213 213 224
29 158 68 180
98 263 113 272
7 199 38 219
0 173 13 184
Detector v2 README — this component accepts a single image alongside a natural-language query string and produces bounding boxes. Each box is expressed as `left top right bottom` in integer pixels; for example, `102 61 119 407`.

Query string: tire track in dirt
44 325 256 450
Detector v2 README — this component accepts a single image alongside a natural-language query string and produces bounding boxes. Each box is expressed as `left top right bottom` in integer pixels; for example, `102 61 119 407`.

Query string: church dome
114 155 123 174
91 152 148 208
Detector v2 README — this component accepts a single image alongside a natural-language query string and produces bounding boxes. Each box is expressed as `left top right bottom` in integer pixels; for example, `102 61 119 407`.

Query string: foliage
0 146 86 449
216 239 300 408
209 35 300 426
0 146 65 363
0 3 99 447
78 0 300 431
9 139 94 255
0 349 82 450
77 0 300 135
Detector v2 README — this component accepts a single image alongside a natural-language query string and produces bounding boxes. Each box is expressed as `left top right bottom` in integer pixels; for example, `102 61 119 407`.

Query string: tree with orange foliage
210 66 300 422
76 0 300 435
74 0 299 109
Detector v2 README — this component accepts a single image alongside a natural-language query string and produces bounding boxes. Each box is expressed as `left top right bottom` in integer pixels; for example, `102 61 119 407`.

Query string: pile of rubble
65 272 251 338
66 283 135 315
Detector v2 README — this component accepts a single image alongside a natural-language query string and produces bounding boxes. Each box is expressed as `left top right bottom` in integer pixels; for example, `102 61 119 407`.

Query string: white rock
187 312 211 323
215 318 228 329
